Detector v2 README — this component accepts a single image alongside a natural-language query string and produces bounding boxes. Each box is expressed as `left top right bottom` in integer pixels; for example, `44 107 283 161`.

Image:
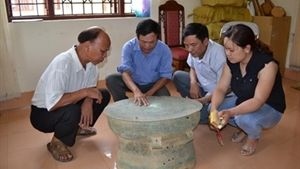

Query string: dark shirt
227 50 286 113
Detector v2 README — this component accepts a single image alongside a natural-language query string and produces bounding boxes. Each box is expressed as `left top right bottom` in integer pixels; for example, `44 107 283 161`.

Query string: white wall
6 0 299 92
8 0 200 92
9 18 140 92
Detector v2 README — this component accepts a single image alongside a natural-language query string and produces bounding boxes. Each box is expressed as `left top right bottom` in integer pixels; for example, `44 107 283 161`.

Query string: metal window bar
10 0 46 16
5 0 134 21
53 0 119 15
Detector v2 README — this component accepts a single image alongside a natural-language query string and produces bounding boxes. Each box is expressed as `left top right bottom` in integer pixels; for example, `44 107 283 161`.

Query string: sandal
47 141 73 162
240 139 258 156
77 127 97 136
231 130 247 143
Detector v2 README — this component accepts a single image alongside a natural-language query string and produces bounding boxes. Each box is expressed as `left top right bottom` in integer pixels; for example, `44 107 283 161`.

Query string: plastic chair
220 21 260 40
159 0 189 71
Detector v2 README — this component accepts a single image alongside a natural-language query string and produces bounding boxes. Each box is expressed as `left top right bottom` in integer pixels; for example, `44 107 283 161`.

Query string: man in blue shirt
106 19 173 106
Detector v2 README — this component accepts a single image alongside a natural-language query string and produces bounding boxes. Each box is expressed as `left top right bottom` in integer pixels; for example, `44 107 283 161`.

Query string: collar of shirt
71 45 87 73
132 38 159 56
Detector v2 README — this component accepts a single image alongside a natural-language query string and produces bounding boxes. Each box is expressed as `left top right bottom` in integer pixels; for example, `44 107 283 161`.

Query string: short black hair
136 19 161 38
182 23 209 42
77 27 103 43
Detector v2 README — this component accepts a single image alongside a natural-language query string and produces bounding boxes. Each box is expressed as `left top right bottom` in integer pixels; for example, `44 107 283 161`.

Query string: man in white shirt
30 26 111 162
172 23 226 124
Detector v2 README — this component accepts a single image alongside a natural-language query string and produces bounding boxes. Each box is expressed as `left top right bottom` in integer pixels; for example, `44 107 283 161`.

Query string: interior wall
8 0 200 92
5 0 299 92
9 18 139 92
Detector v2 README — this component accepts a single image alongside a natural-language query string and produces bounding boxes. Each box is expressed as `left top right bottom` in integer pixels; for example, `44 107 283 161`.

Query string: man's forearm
122 72 140 93
146 78 169 96
50 88 87 111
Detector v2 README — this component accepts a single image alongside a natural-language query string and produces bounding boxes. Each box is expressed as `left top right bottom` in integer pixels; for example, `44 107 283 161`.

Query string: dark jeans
30 89 110 146
105 73 170 102
172 70 209 124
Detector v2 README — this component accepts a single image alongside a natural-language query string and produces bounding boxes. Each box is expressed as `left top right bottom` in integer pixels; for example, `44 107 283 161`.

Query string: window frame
5 0 135 22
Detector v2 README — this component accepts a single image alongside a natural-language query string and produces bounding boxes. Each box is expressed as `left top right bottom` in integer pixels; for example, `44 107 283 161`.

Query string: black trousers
30 89 111 146
106 73 170 102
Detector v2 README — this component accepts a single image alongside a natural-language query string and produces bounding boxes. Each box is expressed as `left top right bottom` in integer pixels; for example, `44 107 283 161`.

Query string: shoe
47 141 73 162
77 127 97 136
231 130 247 143
240 138 258 156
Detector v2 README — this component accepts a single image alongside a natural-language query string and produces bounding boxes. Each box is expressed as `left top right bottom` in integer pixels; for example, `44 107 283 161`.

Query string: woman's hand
218 110 233 125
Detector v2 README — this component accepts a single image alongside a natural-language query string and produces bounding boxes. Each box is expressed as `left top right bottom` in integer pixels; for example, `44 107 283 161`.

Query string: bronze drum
105 96 202 169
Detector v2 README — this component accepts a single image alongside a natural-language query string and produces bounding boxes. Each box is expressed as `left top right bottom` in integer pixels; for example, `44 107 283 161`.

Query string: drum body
105 96 202 169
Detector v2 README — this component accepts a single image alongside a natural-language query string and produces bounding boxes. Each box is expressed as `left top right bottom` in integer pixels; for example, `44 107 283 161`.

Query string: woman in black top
210 24 286 156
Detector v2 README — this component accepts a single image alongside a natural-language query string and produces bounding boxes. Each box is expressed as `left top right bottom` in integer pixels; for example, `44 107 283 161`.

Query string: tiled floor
0 77 299 169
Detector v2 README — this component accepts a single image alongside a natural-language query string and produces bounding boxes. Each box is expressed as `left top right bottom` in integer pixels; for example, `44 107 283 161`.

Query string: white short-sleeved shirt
31 46 99 111
187 39 226 94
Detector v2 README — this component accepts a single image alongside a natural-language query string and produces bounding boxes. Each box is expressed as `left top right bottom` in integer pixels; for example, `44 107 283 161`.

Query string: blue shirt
117 38 173 85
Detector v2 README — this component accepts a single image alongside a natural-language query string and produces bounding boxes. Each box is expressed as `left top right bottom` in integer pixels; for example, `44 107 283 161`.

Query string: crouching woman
210 24 286 156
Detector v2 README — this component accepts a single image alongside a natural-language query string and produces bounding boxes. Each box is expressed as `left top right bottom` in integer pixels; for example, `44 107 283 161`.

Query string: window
5 0 135 22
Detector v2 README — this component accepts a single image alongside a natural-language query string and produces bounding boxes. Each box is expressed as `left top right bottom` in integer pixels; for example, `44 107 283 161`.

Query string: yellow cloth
201 0 247 7
206 22 225 41
193 6 252 24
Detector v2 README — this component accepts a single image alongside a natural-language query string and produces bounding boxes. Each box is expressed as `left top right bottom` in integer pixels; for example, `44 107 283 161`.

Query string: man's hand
79 88 103 128
195 97 209 104
79 98 93 128
133 91 149 106
85 87 102 104
189 82 201 99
